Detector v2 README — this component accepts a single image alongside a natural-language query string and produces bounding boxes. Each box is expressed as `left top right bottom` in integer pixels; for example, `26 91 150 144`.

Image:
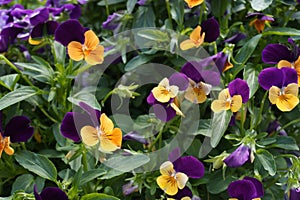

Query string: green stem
279 118 300 132
165 0 173 29
81 144 89 172
38 106 58 123
255 91 268 128
213 42 218 55
101 89 115 107
149 127 164 151
199 2 206 24
240 104 245 135
104 0 109 17
74 63 92 75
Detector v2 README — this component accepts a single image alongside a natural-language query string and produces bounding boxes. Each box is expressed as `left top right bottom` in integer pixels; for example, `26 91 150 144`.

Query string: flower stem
101 89 115 107
104 0 109 17
165 0 173 29
149 127 164 151
255 91 268 128
38 105 58 123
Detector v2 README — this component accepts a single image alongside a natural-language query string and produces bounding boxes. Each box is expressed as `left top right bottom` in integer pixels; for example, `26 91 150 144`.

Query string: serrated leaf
250 0 272 11
81 193 120 200
0 86 38 110
15 150 57 182
256 149 276 176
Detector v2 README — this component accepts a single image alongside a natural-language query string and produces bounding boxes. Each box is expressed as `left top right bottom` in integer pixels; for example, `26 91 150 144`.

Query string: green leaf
98 0 125 5
80 169 107 186
127 0 137 13
233 34 262 77
53 41 66 66
124 54 153 71
0 74 19 90
207 171 235 194
137 29 169 42
15 150 57 182
243 64 261 98
192 119 211 137
210 110 232 148
211 0 231 18
81 193 120 200
0 86 38 110
68 88 101 111
11 174 34 194
263 27 300 36
133 6 156 28
271 136 299 150
250 0 272 11
170 0 184 27
256 149 277 176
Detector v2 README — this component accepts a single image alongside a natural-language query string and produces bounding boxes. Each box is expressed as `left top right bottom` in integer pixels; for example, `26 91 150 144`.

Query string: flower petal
224 144 250 168
160 161 175 175
4 116 34 143
168 187 193 200
173 156 205 178
262 44 294 64
269 86 280 104
285 83 299 96
168 147 181 163
224 33 247 44
169 73 189 91
184 0 204 8
157 175 178 195
228 78 249 103
181 61 204 83
34 185 42 200
68 41 84 61
175 172 188 189
40 187 69 200
184 84 207 104
201 17 220 43
230 95 242 112
228 179 258 200
55 19 84 46
100 113 114 133
277 60 292 68
211 100 227 113
147 92 156 105
152 86 172 103
79 102 101 127
290 188 300 200
243 177 264 198
123 131 148 145
180 39 196 50
80 125 99 146
281 67 298 86
84 30 99 50
106 128 122 147
276 94 299 112
258 67 284 90
190 26 201 42
99 134 119 153
85 45 105 65
152 103 176 122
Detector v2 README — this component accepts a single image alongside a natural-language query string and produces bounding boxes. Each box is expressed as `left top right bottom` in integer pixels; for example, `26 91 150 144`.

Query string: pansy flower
228 177 264 200
211 78 249 113
55 19 104 65
262 39 300 86
181 61 220 104
223 144 252 168
0 26 23 53
152 78 179 103
184 0 204 8
289 188 300 200
80 113 122 153
180 17 220 50
266 120 287 136
102 12 123 32
258 67 299 112
247 13 274 33
122 181 139 196
29 21 59 45
157 150 204 196
224 33 247 44
34 185 68 200
0 113 34 157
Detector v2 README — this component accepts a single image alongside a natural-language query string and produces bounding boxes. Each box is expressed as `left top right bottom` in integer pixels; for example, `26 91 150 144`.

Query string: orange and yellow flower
180 26 205 51
184 0 204 8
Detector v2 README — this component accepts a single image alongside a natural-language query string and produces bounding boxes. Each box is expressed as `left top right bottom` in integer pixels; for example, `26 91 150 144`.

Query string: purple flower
55 19 85 46
123 131 149 145
34 185 68 200
122 181 138 196
223 144 251 168
290 188 300 200
0 0 12 5
29 21 59 43
228 177 264 200
228 78 250 103
0 26 23 52
29 8 49 26
247 13 274 33
168 187 193 200
102 12 123 31
60 102 101 142
224 33 247 44
266 120 287 136
137 0 148 5
201 17 220 43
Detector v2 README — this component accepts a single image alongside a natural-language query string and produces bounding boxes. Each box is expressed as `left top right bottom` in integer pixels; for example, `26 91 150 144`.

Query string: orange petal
84 30 99 50
80 125 99 146
4 145 14 156
180 39 196 50
100 113 114 134
106 128 122 147
190 26 201 42
99 134 119 153
230 95 242 112
184 0 204 8
68 41 84 61
85 45 105 65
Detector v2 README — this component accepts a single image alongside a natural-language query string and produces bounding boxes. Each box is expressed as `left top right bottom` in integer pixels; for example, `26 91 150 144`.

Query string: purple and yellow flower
262 39 300 86
247 13 274 33
157 155 204 196
55 19 104 65
211 78 249 113
181 61 220 104
289 188 300 200
180 17 220 50
29 20 59 45
34 185 68 200
258 67 299 112
184 0 204 8
0 26 23 53
228 177 264 200
0 113 34 158
223 144 252 168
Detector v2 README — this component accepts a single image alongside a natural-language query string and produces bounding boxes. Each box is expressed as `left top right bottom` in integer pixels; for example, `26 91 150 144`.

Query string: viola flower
123 131 149 145
29 20 59 45
0 0 12 5
180 17 220 50
34 185 68 200
167 187 193 200
102 12 123 32
262 39 300 86
224 33 247 44
0 114 34 158
228 177 264 200
157 155 204 196
258 67 299 112
266 120 287 136
122 181 138 196
0 26 23 53
247 13 274 33
80 113 122 153
289 188 300 200
184 0 204 8
152 78 179 103
55 19 104 65
223 144 252 168
211 78 249 113
181 61 220 104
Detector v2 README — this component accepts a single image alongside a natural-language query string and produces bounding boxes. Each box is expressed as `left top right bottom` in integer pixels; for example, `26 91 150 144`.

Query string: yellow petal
152 86 171 103
277 60 292 69
4 145 14 156
269 86 280 104
218 88 230 101
175 172 188 189
28 36 43 45
170 103 185 117
211 100 227 113
184 85 206 104
99 134 119 153
169 85 179 98
160 161 175 175
230 95 242 112
184 0 204 8
159 78 170 88
80 126 99 146
84 30 99 50
157 175 178 195
190 26 201 42
180 39 196 50
68 41 84 61
223 60 233 72
85 45 105 65
276 94 299 112
100 113 114 134
284 83 299 96
182 198 192 200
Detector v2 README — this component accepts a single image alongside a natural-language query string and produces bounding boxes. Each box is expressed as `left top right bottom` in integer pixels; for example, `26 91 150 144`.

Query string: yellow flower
156 161 188 196
152 78 179 103
184 0 204 8
278 56 300 87
211 88 242 113
0 134 14 158
180 26 205 50
269 83 299 112
68 30 104 65
80 113 122 153
184 79 212 104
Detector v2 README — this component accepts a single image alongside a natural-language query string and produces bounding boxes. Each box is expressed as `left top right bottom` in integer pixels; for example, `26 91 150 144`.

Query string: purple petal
0 27 23 52
212 52 227 73
266 121 287 136
40 187 68 200
0 0 12 5
29 8 49 26
79 102 101 127
228 78 249 103
31 21 59 38
288 38 300 61
147 92 156 105
168 187 193 199
4 116 34 143
224 33 247 44
102 13 122 30
169 72 189 91
201 17 220 43
46 0 60 7
181 61 204 83
137 0 148 6
281 67 298 87
122 181 138 196
228 179 258 200
34 185 42 200
54 19 84 46
200 70 220 86
152 103 176 122
223 144 250 168
60 112 83 142
260 15 274 21
69 4 81 19
243 177 264 198
168 147 181 162
290 188 300 200
262 44 294 64
258 67 284 90
10 8 32 19
78 0 88 4
123 131 149 145
173 156 205 178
